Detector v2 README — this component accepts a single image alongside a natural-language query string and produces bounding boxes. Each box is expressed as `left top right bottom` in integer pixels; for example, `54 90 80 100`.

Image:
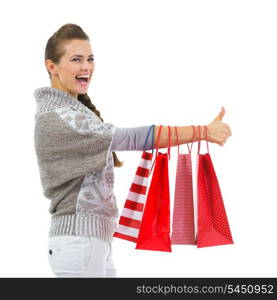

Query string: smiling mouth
75 76 89 83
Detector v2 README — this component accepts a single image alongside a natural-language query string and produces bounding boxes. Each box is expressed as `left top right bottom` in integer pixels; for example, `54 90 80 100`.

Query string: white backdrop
0 0 276 277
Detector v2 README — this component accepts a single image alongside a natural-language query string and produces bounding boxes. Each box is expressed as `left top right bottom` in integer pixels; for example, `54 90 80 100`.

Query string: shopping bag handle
154 125 171 160
142 124 155 155
149 125 171 174
154 125 171 234
174 125 196 154
197 125 210 154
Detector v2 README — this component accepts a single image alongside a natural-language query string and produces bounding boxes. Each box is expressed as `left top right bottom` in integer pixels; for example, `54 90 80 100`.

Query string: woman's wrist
194 125 206 141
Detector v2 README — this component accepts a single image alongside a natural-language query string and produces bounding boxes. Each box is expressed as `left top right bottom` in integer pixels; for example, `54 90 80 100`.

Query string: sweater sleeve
34 107 116 193
110 125 155 151
34 106 156 198
55 107 155 151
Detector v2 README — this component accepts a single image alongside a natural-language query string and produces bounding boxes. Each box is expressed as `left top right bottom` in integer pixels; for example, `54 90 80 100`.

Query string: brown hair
44 23 123 167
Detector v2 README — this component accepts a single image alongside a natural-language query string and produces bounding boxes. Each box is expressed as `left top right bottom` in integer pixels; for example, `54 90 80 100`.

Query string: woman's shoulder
54 106 102 130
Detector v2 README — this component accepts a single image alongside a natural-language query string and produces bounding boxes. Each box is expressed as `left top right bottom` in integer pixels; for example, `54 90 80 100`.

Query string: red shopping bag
113 125 155 242
171 125 196 245
196 125 234 248
135 125 172 252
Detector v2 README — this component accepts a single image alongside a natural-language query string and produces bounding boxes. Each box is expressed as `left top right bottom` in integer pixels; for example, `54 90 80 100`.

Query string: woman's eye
72 58 94 62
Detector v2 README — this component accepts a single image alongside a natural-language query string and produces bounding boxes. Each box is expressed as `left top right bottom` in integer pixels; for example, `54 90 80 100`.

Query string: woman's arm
111 107 232 151
110 125 204 151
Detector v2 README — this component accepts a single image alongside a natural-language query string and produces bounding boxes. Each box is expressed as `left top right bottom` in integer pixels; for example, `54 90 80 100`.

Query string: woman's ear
45 59 58 76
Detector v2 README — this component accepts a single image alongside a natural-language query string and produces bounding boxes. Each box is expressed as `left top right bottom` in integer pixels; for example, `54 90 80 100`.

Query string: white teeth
76 74 89 79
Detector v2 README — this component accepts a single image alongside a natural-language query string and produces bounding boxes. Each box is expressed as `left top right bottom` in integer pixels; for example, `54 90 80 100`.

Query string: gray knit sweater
33 87 155 242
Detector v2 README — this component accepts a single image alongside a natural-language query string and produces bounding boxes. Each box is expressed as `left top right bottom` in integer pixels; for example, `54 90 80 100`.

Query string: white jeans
47 235 117 278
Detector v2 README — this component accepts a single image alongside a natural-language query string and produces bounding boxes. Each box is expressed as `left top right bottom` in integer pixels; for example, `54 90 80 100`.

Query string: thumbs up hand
207 106 232 146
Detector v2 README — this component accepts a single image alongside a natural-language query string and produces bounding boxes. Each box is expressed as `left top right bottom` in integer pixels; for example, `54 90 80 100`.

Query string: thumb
214 106 225 121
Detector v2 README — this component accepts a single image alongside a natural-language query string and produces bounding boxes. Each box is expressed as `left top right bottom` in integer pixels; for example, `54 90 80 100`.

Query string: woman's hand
207 106 232 146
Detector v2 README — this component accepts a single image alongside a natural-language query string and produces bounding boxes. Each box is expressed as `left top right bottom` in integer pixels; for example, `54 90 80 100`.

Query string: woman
33 23 232 278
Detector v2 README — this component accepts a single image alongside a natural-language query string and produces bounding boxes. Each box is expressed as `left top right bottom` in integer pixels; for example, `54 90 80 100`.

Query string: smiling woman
37 23 131 278
45 38 94 98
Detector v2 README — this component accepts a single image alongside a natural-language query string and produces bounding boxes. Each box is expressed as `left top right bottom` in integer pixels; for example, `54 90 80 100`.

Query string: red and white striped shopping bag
113 125 155 242
171 125 196 245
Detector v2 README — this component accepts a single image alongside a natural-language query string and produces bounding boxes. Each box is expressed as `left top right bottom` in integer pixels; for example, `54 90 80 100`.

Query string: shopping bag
135 125 172 252
113 125 155 242
171 125 196 245
196 125 234 248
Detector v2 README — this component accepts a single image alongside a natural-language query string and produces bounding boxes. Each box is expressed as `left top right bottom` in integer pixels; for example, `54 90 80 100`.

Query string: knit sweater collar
34 86 93 117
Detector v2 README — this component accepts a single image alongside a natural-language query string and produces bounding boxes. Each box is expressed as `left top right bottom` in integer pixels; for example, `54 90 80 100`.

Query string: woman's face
46 39 95 98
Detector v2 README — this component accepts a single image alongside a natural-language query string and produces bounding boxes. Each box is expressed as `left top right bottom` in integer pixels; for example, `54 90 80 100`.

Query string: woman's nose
81 61 91 70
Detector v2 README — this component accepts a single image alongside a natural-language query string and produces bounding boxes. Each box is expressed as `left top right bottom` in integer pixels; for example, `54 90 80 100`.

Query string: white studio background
0 0 276 277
